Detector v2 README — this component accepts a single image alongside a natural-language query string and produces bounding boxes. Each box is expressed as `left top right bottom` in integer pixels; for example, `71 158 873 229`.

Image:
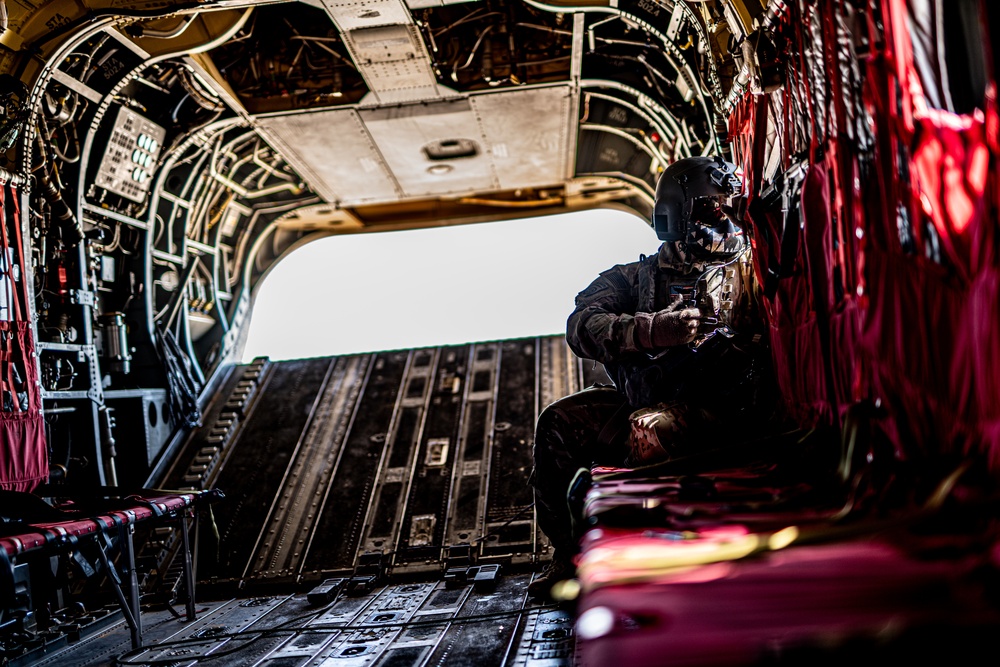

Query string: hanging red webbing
0 181 47 491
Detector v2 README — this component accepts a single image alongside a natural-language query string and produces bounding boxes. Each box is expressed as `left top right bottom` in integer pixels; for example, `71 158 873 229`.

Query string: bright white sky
241 208 660 361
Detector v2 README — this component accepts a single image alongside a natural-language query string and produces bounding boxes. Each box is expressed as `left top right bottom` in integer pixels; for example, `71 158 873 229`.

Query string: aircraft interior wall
0 0 998 665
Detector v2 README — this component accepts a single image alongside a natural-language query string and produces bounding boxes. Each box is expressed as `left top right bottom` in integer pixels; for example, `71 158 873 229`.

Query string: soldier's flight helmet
653 156 745 261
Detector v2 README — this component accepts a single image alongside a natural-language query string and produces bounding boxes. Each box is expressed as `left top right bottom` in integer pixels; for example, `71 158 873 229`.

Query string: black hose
38 173 84 245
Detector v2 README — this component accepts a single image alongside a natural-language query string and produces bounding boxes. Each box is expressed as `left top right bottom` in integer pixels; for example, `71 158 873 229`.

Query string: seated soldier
529 156 768 600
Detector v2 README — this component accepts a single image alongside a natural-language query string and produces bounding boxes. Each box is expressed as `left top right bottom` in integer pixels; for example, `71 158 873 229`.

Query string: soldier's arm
565 266 644 364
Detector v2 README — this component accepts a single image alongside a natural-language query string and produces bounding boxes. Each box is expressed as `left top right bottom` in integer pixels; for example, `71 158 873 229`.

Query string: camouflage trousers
531 385 631 556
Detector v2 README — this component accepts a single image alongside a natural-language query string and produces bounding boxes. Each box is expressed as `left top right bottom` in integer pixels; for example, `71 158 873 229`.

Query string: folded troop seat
0 487 223 652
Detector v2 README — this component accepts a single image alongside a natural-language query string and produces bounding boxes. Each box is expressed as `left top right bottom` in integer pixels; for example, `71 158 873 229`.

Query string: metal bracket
346 551 388 596
69 289 96 307
96 533 142 649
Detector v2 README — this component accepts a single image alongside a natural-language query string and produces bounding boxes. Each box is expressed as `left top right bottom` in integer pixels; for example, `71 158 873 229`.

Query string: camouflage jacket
568 245 765 410
567 253 702 405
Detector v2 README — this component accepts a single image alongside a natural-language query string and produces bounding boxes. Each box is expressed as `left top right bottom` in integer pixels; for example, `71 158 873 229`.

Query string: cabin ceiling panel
320 0 444 104
349 24 443 104
254 82 580 206
360 98 498 197
470 85 574 190
254 109 400 206
319 0 414 31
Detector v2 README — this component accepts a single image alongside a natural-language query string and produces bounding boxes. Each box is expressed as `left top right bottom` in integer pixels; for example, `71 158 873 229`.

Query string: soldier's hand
698 291 719 318
650 299 702 347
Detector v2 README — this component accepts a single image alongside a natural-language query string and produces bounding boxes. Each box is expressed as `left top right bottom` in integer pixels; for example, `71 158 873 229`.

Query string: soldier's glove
635 300 702 349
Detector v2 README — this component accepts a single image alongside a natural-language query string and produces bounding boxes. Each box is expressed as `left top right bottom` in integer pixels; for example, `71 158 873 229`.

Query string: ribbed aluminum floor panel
160 336 608 593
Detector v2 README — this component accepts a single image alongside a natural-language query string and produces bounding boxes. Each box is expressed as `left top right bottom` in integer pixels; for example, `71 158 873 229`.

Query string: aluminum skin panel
320 0 442 104
255 85 575 205
406 0 479 8
320 0 415 33
361 99 498 198
348 24 441 103
255 109 399 205
470 85 574 190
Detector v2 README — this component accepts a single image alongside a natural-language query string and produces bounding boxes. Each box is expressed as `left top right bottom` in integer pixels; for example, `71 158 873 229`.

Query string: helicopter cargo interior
0 0 999 665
